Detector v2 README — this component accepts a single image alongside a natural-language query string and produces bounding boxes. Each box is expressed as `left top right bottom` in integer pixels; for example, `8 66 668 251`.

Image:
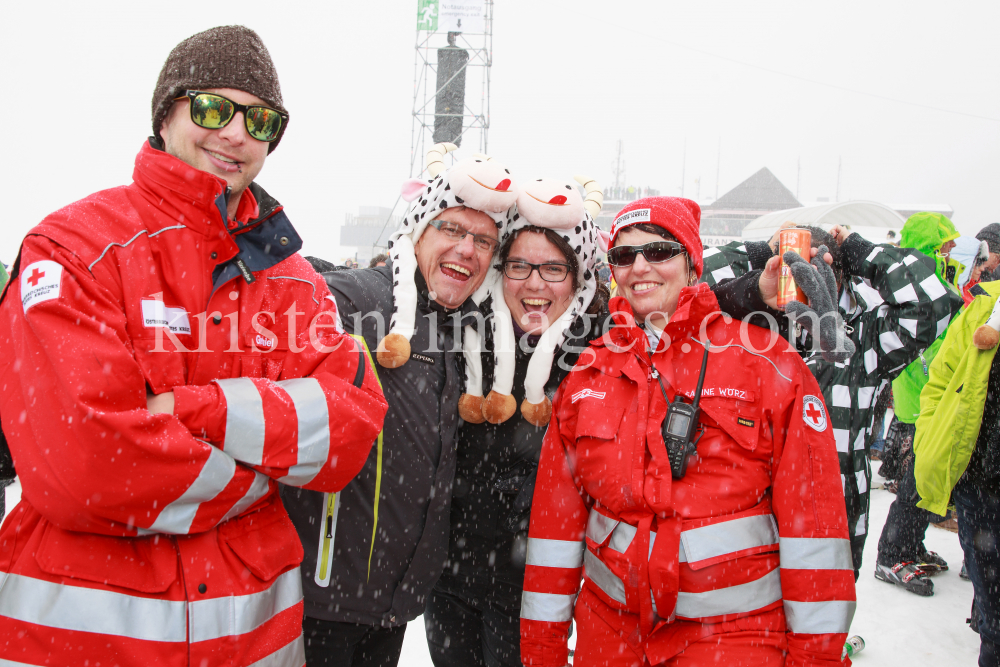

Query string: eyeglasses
503 260 572 282
173 90 288 142
607 241 686 267
428 218 499 254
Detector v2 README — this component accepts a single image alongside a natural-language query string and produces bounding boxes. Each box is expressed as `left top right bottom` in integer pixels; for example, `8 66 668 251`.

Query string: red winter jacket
520 288 855 667
0 141 387 667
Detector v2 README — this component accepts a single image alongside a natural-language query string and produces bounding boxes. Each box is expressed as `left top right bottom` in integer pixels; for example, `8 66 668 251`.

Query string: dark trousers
876 423 933 566
954 481 1000 667
425 587 522 667
303 616 406 667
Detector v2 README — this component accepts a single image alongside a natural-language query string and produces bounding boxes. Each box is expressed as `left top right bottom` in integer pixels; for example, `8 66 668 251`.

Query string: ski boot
915 550 949 575
875 561 934 596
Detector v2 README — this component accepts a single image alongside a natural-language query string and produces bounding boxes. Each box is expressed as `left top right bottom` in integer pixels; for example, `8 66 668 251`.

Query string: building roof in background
706 167 801 211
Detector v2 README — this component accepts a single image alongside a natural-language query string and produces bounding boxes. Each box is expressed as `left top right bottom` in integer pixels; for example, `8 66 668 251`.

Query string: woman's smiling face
502 231 576 335
612 228 691 329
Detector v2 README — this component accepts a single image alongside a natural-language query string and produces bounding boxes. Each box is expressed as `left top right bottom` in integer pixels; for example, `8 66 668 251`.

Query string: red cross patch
803 395 828 432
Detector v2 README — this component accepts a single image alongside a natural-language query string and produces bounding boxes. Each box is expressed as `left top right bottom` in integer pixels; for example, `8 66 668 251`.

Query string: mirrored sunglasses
607 241 686 267
174 90 288 142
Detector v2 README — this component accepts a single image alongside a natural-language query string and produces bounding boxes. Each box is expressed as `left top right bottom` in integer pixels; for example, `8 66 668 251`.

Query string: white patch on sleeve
903 254 919 266
141 300 192 335
864 348 879 374
857 386 876 409
879 330 904 353
833 428 850 453
897 318 919 338
893 283 918 304
919 275 947 300
866 247 883 262
20 261 64 313
326 295 344 332
831 385 852 407
711 266 735 283
802 395 828 432
702 247 721 258
936 314 951 338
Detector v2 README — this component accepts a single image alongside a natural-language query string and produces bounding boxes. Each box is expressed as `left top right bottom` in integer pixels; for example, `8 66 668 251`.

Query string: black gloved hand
783 245 856 363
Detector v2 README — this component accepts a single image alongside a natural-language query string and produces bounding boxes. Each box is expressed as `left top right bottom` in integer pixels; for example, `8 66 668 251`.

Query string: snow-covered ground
3 469 982 665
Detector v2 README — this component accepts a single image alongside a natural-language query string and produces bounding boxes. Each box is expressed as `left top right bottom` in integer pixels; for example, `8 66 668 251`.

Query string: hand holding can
777 227 811 309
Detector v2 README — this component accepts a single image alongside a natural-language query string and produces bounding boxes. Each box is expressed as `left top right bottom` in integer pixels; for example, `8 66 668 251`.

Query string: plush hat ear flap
377 234 418 368
458 324 486 423
401 178 429 202
974 297 1000 350
483 283 517 423
597 229 611 253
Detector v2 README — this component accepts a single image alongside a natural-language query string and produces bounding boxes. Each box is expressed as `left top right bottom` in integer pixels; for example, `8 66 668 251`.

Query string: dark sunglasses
607 241 686 267
174 90 288 142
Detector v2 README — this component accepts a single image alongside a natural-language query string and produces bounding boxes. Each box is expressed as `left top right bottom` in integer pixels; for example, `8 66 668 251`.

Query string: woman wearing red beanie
520 197 856 666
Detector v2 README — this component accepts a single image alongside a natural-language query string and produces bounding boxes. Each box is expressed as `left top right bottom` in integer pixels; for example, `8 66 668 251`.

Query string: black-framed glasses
428 218 499 254
503 260 572 282
607 241 686 267
174 90 288 142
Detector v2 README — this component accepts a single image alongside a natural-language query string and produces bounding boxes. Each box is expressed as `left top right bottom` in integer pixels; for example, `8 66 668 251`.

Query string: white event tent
741 201 906 244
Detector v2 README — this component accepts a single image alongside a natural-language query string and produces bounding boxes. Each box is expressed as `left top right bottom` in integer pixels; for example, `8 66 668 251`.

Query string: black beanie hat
151 26 287 153
976 223 1000 255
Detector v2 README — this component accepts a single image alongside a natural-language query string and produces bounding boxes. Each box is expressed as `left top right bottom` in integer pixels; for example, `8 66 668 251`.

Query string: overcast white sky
2 1 998 265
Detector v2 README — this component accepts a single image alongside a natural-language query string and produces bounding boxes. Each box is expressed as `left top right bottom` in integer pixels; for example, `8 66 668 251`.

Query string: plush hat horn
379 143 517 372
479 175 603 427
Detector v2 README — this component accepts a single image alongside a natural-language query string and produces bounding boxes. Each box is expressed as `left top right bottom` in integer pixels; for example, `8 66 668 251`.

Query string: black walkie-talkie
653 340 710 479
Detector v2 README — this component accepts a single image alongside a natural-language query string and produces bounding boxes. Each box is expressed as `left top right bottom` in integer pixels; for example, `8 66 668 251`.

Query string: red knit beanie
610 197 703 276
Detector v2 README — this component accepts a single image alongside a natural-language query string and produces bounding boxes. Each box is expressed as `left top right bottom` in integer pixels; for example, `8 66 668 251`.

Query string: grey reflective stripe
150 445 237 534
780 537 854 571
247 635 306 667
190 568 303 642
680 514 778 564
676 568 782 619
278 378 330 487
0 658 40 666
0 572 186 641
526 538 584 569
520 591 577 622
608 521 635 553
586 508 617 544
87 225 187 271
221 472 271 523
583 549 626 604
784 599 856 634
217 378 266 466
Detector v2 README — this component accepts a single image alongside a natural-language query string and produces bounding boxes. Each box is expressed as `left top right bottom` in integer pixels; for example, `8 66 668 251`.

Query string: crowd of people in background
0 23 997 667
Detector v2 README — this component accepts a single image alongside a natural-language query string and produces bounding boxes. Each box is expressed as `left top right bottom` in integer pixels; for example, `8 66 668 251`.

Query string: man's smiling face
414 207 498 310
158 88 269 200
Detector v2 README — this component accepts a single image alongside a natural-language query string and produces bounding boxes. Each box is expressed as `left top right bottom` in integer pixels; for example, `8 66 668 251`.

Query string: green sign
417 0 438 31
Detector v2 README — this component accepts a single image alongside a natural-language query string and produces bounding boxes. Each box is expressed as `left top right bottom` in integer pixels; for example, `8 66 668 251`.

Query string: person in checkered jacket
702 224 964 579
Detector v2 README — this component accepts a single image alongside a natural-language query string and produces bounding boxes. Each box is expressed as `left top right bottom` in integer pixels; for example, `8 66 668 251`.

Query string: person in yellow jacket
914 281 1000 667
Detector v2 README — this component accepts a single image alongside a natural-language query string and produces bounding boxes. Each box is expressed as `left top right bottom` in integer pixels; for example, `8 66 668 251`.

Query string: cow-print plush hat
378 143 518 369
459 176 604 427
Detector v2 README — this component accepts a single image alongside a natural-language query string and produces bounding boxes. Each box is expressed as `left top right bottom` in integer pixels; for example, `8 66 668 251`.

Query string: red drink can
777 228 811 308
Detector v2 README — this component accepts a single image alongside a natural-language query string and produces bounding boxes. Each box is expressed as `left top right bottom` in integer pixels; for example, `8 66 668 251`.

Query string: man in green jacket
913 281 1000 667
874 212 962 595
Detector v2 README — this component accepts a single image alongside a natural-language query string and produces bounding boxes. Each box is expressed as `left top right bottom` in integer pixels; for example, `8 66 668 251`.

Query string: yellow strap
350 334 384 582
318 491 338 582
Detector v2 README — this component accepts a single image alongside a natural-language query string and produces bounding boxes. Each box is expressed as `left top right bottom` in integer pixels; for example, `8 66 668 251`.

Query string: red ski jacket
520 288 855 667
0 141 387 667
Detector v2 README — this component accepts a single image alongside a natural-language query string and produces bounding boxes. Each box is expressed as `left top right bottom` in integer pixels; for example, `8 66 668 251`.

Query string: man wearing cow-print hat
284 143 519 666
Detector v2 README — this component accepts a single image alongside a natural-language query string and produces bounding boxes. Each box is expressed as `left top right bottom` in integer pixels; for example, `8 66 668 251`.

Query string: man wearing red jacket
520 198 855 666
0 26 387 667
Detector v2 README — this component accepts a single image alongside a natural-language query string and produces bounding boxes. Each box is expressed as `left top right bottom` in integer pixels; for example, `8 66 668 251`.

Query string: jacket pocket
700 397 762 453
34 521 178 593
218 500 304 582
575 401 630 503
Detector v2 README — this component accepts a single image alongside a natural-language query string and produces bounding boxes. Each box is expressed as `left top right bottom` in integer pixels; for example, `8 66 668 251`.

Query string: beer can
842 635 865 660
777 227 811 308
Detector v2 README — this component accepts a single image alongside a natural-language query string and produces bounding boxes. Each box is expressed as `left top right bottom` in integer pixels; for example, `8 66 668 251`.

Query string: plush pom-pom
521 397 552 427
458 394 486 423
483 391 517 424
376 333 411 368
974 325 1000 350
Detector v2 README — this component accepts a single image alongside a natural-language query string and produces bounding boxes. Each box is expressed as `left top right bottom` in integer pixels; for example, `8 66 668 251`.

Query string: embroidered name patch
802 395 828 432
411 353 435 365
571 388 606 403
21 261 63 313
141 300 192 335
737 417 755 428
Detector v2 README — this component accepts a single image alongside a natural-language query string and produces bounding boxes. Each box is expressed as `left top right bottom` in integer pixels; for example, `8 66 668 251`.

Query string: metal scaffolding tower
409 0 493 178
